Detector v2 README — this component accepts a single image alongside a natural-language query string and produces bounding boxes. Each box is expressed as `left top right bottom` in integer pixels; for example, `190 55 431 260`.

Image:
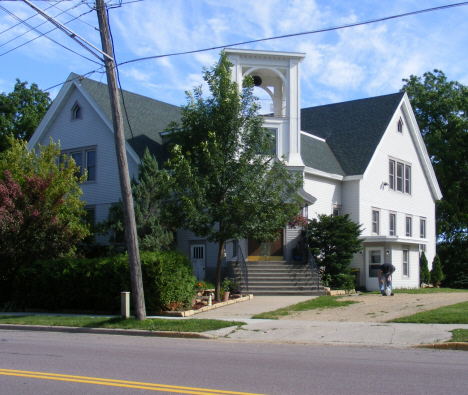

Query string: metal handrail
306 248 321 291
237 245 248 292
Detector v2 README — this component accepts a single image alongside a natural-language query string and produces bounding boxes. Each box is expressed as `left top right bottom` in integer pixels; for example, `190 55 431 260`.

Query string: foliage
430 254 444 287
221 277 239 293
0 79 51 152
288 213 308 228
420 252 430 286
0 137 88 302
164 52 303 300
252 296 359 320
307 214 362 289
0 315 245 332
402 70 468 242
450 329 468 343
389 301 468 324
97 149 173 250
10 251 197 312
438 240 468 288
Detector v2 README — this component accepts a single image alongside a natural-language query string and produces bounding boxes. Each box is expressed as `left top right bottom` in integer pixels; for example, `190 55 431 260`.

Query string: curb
0 324 215 339
414 342 468 351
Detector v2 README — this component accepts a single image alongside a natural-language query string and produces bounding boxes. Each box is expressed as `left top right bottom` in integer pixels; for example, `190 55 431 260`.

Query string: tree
420 251 430 286
430 254 444 287
165 52 303 300
97 148 173 250
0 137 89 302
307 214 362 290
401 70 468 242
0 79 51 152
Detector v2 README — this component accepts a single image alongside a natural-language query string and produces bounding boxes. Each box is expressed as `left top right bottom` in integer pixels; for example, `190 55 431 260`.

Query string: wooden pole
95 0 146 320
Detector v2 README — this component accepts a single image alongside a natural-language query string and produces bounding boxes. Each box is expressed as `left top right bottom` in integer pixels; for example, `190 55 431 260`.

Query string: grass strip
364 288 468 295
388 301 468 324
251 295 359 319
450 329 468 343
0 315 245 332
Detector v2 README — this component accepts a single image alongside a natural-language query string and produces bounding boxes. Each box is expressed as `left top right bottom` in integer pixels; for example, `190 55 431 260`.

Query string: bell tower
225 49 305 169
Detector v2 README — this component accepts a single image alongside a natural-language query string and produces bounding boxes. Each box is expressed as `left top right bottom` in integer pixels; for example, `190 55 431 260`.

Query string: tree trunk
215 238 225 301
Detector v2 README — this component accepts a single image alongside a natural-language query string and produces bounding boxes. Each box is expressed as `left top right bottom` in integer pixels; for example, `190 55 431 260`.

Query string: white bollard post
121 292 130 319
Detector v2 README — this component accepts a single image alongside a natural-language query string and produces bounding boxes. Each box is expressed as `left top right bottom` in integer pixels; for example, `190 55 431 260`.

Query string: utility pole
95 0 146 320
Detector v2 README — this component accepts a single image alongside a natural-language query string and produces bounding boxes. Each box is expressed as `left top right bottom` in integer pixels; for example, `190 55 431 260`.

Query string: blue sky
1 0 467 110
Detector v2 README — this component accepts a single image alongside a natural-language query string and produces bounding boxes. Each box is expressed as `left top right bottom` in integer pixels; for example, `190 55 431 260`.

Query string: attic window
397 118 403 133
71 102 81 120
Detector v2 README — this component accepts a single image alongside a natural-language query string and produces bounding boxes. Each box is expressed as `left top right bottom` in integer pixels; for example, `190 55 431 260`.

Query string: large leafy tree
401 70 468 242
0 137 89 301
0 79 51 152
165 52 303 300
307 214 362 290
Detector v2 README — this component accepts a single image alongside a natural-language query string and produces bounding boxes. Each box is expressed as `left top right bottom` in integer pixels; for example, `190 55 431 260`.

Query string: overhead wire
40 1 468 93
0 4 101 65
0 3 55 36
117 1 468 67
0 2 82 49
44 0 98 30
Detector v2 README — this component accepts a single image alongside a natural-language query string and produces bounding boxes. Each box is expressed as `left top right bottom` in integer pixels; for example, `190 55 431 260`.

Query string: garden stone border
158 294 254 317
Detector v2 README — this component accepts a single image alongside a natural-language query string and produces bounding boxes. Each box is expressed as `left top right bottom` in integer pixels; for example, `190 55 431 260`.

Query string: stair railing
306 248 322 291
237 245 248 292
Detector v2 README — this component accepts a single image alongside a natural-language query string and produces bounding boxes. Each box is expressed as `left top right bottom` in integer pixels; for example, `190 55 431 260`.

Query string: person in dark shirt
378 263 396 296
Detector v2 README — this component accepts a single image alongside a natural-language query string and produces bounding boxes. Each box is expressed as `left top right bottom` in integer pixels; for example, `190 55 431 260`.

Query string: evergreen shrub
11 251 197 312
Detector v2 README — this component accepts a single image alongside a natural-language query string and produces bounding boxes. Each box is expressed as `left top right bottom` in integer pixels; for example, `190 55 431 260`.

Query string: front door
248 230 284 261
191 244 205 281
366 247 383 291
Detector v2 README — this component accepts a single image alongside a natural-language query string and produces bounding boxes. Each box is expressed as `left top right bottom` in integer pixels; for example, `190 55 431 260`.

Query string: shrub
430 254 444 287
420 252 430 286
10 251 197 312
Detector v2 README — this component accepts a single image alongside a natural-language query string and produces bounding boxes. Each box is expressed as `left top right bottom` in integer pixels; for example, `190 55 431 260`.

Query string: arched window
71 102 81 120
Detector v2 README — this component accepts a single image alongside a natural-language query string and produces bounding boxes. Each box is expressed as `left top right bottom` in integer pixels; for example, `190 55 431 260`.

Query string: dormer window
71 102 81 120
397 118 403 133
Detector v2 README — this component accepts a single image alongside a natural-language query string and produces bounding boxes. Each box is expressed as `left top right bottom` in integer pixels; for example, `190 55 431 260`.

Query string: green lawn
388 301 468 324
0 315 245 332
450 329 468 342
365 287 468 295
252 295 359 319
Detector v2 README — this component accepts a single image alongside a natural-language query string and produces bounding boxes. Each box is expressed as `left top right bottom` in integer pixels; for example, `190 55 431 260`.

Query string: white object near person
385 287 392 296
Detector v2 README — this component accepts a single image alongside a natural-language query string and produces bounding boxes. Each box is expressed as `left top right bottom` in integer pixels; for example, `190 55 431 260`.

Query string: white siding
391 244 420 289
342 180 360 224
303 173 341 218
285 226 303 261
360 106 437 265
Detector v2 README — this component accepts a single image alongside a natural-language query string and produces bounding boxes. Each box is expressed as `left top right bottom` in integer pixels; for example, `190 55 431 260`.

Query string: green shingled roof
301 92 405 176
300 133 344 175
69 73 181 162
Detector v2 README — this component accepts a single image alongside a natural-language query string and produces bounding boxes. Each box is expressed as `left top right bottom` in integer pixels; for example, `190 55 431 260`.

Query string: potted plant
221 277 240 301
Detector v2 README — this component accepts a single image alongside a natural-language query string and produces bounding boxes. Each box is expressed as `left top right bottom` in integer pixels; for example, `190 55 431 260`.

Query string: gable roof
68 73 181 161
300 92 405 176
300 133 344 176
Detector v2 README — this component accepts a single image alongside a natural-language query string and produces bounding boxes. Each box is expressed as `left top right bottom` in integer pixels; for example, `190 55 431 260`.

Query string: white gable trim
28 75 140 164
300 130 326 142
361 93 442 201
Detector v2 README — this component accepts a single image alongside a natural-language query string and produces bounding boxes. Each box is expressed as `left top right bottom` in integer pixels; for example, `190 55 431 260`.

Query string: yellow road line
0 369 269 395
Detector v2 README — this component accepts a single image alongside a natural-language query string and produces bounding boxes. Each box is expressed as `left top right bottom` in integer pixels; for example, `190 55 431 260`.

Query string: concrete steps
232 260 325 296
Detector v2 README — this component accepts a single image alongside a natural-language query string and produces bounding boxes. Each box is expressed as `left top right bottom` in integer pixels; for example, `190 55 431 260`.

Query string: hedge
11 250 197 312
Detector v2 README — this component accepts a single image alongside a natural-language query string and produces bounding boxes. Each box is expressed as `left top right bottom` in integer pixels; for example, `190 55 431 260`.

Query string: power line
0 3 55 36
42 1 468 93
0 5 100 64
117 1 468 67
44 0 98 30
0 2 80 49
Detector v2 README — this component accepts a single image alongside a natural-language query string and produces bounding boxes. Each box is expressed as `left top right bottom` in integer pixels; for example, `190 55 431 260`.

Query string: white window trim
420 218 426 239
389 212 396 236
71 101 82 120
61 145 97 183
397 117 404 133
389 157 411 195
406 216 412 237
372 209 380 235
402 249 409 277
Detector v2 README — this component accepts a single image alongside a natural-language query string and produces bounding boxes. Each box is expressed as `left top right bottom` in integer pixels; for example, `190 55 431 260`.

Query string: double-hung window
372 210 380 235
61 146 96 182
389 158 411 194
420 218 426 238
389 213 396 236
406 216 412 237
402 249 409 277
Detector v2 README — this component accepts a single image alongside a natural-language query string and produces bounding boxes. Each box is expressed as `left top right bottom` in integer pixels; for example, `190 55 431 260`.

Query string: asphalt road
1 330 468 394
